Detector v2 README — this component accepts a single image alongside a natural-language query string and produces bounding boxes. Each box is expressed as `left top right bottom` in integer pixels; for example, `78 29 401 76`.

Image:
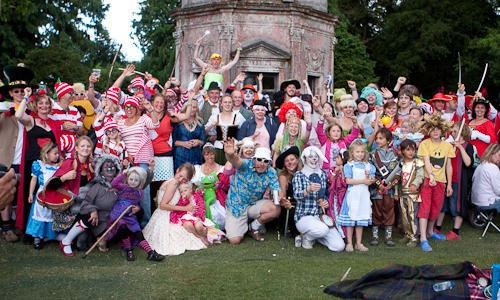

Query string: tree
133 0 180 81
328 1 378 88
370 0 498 96
0 0 118 85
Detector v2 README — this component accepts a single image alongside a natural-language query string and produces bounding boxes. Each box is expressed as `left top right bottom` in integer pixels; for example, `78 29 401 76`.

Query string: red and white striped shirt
49 100 83 136
118 115 159 164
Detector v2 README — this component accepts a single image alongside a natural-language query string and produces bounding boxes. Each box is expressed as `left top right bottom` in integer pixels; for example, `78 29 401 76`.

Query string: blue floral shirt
227 159 280 218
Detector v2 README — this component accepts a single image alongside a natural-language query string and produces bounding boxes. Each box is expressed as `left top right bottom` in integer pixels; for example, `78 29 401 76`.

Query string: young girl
434 123 476 240
170 182 209 245
104 167 164 262
101 120 127 161
369 128 401 246
25 143 61 249
393 118 424 152
338 140 376 252
316 116 360 174
398 139 424 247
273 117 305 165
328 150 349 239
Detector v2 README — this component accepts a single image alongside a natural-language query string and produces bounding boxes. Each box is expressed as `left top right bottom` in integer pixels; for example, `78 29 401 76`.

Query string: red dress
469 120 497 157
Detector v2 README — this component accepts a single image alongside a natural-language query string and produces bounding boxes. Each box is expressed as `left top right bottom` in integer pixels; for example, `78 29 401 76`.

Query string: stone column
289 27 304 81
217 24 234 88
173 26 184 79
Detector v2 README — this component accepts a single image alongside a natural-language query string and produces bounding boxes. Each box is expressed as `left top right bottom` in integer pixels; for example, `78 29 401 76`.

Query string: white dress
143 180 207 256
338 162 373 227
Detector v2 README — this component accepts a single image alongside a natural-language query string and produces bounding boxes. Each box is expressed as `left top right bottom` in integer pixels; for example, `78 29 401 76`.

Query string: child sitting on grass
170 182 210 246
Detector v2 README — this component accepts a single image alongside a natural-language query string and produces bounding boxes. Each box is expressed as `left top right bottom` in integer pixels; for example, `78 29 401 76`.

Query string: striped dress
118 115 159 164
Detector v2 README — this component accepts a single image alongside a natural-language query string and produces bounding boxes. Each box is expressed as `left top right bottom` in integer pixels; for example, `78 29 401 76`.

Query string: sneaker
126 249 136 261
302 238 314 249
445 231 461 241
3 230 19 243
294 235 302 248
406 240 418 248
429 232 446 241
420 240 432 252
370 237 379 246
385 238 395 246
147 250 165 262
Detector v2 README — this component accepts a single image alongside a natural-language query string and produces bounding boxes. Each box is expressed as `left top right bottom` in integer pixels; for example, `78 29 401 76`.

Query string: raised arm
224 138 243 169
112 64 136 89
219 42 242 72
87 73 99 109
193 37 208 68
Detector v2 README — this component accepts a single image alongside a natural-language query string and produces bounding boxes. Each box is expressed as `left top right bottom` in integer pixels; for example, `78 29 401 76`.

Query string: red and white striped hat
103 120 119 133
123 96 140 109
130 76 145 90
54 82 74 99
104 88 120 105
60 134 76 155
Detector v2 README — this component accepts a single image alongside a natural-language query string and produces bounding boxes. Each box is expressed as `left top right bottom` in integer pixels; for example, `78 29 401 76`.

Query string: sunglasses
12 89 25 94
74 92 85 96
106 128 118 134
254 157 271 164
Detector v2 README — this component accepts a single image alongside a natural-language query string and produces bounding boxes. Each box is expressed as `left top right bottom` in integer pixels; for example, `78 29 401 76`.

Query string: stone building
172 0 338 94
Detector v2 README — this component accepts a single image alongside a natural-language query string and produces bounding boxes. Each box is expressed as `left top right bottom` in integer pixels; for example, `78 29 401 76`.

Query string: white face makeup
127 172 142 189
243 89 254 102
304 152 320 169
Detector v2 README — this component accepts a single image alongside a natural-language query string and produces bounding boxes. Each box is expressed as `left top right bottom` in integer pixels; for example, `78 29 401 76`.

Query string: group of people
1 41 500 258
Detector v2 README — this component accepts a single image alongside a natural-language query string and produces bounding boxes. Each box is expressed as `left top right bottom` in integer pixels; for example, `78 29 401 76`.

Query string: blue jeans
138 163 151 228
479 198 500 213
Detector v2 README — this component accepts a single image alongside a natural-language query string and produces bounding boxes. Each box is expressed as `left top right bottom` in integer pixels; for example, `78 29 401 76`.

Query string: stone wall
173 0 337 93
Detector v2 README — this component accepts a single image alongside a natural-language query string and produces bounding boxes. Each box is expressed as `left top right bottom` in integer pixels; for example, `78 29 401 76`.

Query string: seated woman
191 143 226 230
143 163 207 256
59 155 121 256
471 144 500 212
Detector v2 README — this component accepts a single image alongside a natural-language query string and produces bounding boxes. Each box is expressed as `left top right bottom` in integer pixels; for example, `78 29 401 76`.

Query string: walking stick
104 44 122 92
82 205 134 258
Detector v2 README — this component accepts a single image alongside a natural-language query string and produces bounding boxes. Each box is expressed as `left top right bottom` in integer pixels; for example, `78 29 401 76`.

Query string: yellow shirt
417 139 455 183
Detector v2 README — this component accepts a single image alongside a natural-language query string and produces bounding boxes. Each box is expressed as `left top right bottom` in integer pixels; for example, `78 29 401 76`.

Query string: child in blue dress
338 140 376 252
26 142 61 249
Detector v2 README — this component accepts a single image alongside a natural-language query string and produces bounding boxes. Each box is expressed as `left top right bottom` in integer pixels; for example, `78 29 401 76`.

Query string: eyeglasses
106 128 118 134
254 157 271 164
124 105 136 110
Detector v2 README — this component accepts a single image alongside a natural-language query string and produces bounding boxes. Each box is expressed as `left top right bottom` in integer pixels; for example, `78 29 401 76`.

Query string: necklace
186 119 196 130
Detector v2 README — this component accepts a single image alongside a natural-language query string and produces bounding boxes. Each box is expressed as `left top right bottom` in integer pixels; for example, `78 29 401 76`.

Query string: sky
102 0 143 62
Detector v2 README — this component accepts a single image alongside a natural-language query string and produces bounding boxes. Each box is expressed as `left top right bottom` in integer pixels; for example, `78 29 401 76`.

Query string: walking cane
82 205 135 258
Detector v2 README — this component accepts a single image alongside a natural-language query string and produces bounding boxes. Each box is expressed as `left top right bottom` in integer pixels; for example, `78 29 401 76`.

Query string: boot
126 249 136 261
370 226 379 246
385 226 395 246
147 250 165 262
2 221 18 243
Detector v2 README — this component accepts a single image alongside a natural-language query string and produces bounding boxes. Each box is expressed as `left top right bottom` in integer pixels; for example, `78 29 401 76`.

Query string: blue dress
172 122 205 171
338 161 375 227
25 161 59 240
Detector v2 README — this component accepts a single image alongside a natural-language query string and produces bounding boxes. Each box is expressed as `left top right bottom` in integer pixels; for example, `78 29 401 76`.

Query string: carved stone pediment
239 39 291 61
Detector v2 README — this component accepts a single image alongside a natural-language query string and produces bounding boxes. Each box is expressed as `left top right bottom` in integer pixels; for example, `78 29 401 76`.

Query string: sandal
249 229 265 242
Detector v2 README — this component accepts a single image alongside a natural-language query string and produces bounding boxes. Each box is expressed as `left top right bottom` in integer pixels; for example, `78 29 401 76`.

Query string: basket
36 188 74 212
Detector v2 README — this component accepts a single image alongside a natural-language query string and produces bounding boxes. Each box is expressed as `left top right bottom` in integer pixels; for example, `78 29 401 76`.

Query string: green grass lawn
1 220 499 299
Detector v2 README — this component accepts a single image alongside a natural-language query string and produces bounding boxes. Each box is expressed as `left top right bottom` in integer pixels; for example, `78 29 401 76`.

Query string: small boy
398 139 424 247
417 113 455 252
369 128 401 246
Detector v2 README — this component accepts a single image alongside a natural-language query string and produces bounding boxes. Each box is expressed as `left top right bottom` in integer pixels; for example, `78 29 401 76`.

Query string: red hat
103 120 119 132
427 92 452 105
60 134 76 155
278 101 303 123
464 95 475 111
241 84 257 92
104 88 120 105
123 96 140 109
55 82 74 99
130 76 145 90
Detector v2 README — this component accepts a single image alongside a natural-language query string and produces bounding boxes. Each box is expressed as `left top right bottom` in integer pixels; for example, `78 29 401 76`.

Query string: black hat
242 77 256 86
253 100 268 110
356 97 369 106
280 79 301 91
275 146 300 170
0 64 34 99
207 81 221 91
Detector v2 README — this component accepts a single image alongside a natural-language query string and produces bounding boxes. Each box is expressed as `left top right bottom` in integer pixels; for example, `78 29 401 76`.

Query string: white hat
252 147 272 161
301 146 327 163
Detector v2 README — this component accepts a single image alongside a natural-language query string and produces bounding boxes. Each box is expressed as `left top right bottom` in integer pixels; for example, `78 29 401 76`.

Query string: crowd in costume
1 41 500 259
